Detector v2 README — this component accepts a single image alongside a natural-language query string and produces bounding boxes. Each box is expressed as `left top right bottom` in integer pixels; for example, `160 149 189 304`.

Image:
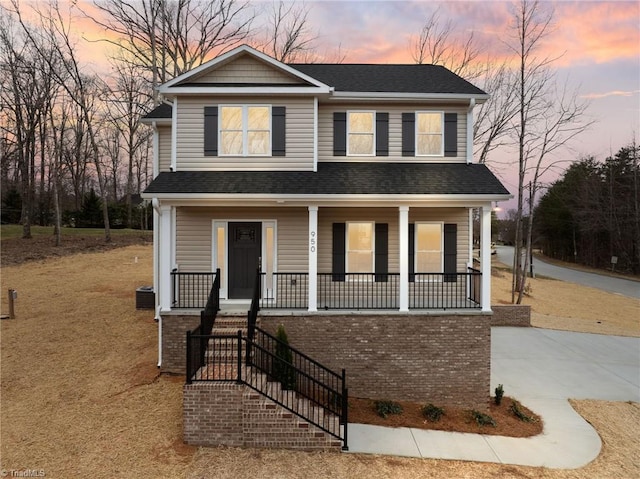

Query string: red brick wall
161 314 200 374
491 305 531 327
183 383 342 450
260 314 491 409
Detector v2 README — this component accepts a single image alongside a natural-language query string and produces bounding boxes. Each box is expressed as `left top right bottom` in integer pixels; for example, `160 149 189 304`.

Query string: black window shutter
409 223 415 282
402 113 415 156
444 113 458 157
376 112 389 156
332 223 346 282
272 107 286 156
374 223 388 282
204 106 218 156
333 112 347 156
444 223 457 282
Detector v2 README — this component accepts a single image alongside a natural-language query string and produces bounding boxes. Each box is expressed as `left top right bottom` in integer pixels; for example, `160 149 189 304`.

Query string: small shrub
421 403 444 422
272 324 296 390
374 400 403 418
494 384 504 406
471 410 496 427
511 400 536 422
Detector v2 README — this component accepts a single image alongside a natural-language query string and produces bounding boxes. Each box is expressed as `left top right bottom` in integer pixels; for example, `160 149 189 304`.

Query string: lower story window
347 222 373 273
416 222 443 272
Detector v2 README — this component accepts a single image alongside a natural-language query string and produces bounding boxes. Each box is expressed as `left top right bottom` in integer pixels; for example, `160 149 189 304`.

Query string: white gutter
152 198 162 367
467 98 476 164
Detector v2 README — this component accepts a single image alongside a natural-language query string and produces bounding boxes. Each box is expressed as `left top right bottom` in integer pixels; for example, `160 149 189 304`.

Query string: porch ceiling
143 162 511 203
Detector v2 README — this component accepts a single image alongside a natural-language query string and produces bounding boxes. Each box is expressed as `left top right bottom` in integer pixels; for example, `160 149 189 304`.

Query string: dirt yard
1 242 638 478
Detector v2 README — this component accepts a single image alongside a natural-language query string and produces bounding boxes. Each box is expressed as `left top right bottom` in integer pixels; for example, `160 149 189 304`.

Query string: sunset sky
24 0 640 206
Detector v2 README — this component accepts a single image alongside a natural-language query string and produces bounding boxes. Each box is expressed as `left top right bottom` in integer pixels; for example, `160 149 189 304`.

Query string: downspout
466 98 475 164
152 198 162 367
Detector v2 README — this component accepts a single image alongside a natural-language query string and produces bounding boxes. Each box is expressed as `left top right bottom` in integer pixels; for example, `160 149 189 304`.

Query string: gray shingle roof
289 64 486 95
143 162 510 196
143 103 172 119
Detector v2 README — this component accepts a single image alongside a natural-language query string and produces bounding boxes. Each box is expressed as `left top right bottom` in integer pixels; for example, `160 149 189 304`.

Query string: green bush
374 400 403 418
511 400 536 422
471 410 496 427
272 324 296 390
421 403 444 422
494 384 504 406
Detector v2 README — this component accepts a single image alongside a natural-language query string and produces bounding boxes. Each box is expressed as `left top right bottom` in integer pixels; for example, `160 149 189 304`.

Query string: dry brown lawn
1 243 639 478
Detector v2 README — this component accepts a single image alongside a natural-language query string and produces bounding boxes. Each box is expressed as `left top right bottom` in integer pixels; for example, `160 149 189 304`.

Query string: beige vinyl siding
318 103 468 163
190 54 303 84
176 96 315 170
158 125 172 172
317 207 469 274
175 206 308 273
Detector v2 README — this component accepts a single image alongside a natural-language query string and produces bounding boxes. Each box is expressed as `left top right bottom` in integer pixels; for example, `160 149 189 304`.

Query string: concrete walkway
347 328 640 468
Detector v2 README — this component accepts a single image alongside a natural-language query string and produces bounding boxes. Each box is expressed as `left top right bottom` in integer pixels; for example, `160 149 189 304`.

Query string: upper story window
416 112 443 156
347 111 375 156
220 105 271 156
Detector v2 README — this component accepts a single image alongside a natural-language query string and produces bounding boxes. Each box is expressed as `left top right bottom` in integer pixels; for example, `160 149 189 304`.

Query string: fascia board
330 91 489 103
141 193 513 205
140 117 171 125
158 86 332 95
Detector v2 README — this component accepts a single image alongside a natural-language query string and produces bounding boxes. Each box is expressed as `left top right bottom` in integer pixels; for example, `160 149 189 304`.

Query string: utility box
136 286 155 309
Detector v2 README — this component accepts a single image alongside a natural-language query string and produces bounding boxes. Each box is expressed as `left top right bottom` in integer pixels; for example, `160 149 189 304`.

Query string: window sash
347 111 375 156
416 111 444 156
346 222 374 274
415 222 443 273
219 105 271 156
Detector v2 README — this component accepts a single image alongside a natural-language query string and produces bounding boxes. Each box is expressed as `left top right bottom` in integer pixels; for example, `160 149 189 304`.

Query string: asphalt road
496 245 640 300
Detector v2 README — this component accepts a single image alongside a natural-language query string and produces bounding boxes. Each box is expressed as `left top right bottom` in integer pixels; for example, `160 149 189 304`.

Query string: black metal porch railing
259 272 309 309
171 271 216 308
318 273 400 310
409 271 482 309
185 270 220 381
467 267 482 305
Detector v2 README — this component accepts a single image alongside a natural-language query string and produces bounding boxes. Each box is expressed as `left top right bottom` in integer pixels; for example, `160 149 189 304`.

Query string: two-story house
141 45 511 448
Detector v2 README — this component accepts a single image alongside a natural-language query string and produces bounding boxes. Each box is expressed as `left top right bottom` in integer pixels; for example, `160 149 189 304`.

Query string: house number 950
310 230 316 253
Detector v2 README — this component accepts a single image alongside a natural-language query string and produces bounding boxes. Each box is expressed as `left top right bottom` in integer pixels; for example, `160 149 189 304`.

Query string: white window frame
415 111 444 157
347 110 376 156
218 104 272 157
346 221 375 278
415 222 444 279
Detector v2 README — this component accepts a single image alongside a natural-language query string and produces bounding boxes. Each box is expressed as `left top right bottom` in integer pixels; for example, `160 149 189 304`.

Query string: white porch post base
308 206 318 312
399 206 409 312
481 204 492 312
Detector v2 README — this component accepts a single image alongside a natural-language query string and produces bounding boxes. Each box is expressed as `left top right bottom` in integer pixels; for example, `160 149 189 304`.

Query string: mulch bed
349 396 543 437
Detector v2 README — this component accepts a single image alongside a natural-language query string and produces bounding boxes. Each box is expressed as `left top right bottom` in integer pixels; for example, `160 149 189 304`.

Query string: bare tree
507 0 592 303
104 58 153 226
12 0 113 242
88 0 254 104
257 1 317 63
410 8 482 80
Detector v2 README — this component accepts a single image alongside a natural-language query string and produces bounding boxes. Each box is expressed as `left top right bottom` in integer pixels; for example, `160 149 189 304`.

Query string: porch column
399 206 409 312
480 204 492 312
308 206 318 312
159 204 173 311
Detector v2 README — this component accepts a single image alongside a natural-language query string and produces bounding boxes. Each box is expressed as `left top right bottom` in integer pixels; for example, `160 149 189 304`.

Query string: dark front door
228 222 262 299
